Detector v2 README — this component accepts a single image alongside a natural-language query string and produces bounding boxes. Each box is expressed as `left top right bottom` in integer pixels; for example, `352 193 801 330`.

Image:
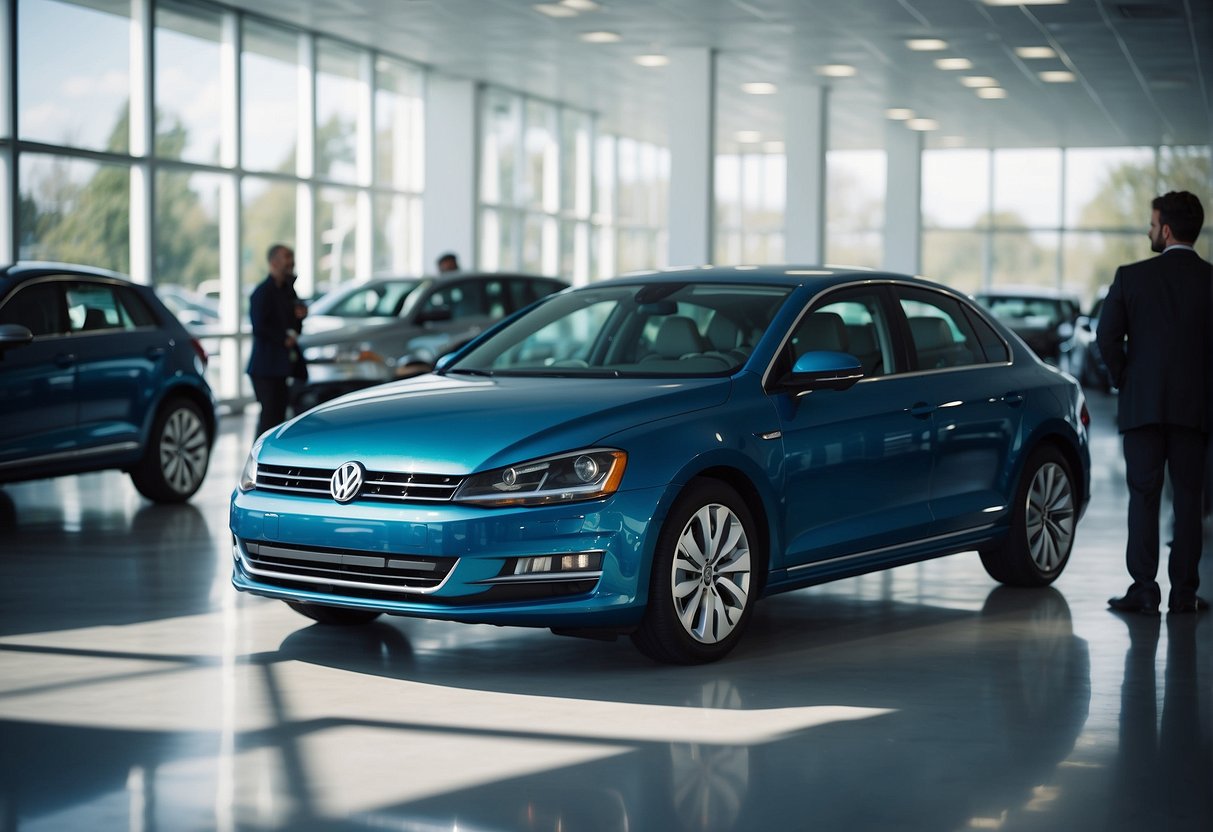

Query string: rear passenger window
66 282 130 333
897 288 985 370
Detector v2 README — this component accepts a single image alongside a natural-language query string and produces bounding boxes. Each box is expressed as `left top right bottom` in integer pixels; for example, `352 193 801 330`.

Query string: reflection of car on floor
973 288 1083 374
0 262 217 502
292 272 568 412
270 586 1089 832
232 266 1091 663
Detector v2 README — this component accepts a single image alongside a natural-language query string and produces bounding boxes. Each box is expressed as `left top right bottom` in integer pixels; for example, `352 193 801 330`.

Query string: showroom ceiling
232 0 1211 151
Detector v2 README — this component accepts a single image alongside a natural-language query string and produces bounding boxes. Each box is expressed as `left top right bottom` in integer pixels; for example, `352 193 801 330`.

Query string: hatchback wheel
631 480 759 664
980 446 1076 586
287 601 382 626
130 398 211 503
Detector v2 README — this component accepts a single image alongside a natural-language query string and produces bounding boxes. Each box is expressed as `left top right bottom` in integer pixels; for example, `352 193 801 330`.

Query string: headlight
454 449 627 507
238 446 260 492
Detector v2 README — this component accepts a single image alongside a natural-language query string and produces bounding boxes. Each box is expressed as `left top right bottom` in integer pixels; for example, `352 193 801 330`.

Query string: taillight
1080 402 1090 428
191 337 209 370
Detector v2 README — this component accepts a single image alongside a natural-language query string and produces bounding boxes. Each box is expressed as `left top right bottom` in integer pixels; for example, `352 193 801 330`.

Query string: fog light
512 552 603 576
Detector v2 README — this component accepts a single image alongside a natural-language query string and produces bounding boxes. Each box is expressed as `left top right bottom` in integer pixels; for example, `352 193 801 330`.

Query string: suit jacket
1095 247 1212 433
247 275 303 379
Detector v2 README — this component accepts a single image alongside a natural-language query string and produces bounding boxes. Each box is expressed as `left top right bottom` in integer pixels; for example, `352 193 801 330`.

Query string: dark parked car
974 289 1083 374
232 266 1091 663
0 262 216 502
294 272 568 411
1074 292 1112 391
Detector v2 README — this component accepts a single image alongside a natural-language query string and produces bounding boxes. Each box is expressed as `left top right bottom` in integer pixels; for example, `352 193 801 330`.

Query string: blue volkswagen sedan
231 267 1090 663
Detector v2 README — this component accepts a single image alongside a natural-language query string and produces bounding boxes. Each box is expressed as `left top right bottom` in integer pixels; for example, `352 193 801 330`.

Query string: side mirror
0 323 34 353
786 350 864 392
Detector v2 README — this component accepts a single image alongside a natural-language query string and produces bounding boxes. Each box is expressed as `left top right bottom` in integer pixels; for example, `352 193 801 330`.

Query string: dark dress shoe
1168 595 1209 614
1108 594 1161 615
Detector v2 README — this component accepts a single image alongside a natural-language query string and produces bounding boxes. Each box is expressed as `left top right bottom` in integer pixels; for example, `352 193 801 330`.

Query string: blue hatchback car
0 262 217 502
231 267 1090 663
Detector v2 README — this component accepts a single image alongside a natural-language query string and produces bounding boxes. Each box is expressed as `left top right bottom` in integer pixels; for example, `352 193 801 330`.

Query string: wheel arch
677 464 773 596
146 381 218 449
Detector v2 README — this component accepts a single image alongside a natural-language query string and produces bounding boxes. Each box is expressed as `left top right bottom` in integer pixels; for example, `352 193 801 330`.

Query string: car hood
261 373 733 473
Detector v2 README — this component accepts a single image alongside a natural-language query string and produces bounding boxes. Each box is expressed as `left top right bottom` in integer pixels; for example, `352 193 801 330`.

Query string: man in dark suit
1098 191 1211 615
247 244 307 436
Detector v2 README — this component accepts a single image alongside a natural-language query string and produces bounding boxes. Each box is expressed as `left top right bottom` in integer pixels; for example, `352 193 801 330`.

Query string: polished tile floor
1 391 1210 832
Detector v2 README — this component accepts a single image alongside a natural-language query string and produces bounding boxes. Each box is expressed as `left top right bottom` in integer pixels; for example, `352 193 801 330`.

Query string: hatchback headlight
455 449 626 507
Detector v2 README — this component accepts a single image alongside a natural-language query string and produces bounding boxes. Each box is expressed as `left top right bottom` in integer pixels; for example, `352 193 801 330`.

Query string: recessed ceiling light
741 82 778 95
580 30 621 43
533 3 577 17
763 141 785 153
934 58 973 71
960 75 999 88
976 87 1008 99
906 118 940 131
1015 46 1057 59
885 108 915 120
634 54 669 67
906 39 948 51
1039 70 1076 82
561 0 601 10
983 0 1068 5
735 131 762 143
816 64 857 78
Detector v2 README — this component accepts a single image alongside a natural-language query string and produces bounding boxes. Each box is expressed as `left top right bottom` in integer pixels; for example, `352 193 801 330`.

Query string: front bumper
229 485 666 628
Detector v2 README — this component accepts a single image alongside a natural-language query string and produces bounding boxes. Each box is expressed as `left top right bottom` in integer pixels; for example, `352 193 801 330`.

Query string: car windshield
309 279 422 318
978 295 1065 328
447 282 793 378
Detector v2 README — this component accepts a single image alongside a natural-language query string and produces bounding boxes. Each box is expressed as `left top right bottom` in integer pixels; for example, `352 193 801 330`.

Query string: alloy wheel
670 503 752 644
159 406 209 494
1025 461 1074 572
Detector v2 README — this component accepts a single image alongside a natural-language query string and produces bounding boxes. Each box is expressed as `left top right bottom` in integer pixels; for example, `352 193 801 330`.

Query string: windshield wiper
446 368 494 376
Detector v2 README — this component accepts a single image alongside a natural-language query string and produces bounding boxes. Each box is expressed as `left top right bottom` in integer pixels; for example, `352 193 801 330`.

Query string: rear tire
980 446 1076 586
130 398 211 503
631 479 759 664
286 601 382 626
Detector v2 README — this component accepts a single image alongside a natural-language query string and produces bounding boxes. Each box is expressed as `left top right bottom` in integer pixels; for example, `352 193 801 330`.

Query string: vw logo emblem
330 461 365 503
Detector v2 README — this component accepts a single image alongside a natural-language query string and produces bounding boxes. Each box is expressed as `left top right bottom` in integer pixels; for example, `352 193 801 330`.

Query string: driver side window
785 290 895 379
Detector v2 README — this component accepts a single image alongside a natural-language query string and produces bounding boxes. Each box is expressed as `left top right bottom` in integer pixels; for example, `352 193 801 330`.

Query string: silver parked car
293 272 568 412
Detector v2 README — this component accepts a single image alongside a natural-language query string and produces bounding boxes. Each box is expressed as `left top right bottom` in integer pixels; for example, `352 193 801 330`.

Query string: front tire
286 601 382 626
980 446 1076 586
631 480 759 664
130 398 211 503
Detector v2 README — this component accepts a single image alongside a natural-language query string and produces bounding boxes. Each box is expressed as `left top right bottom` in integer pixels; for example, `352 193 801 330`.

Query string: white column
784 84 827 265
666 47 715 267
294 33 315 296
218 11 243 402
883 122 922 275
356 51 374 278
0 0 13 264
128 0 153 284
423 75 477 274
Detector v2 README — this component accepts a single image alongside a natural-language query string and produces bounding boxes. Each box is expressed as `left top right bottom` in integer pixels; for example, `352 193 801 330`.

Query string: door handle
54 353 76 368
1002 392 1025 407
908 401 934 419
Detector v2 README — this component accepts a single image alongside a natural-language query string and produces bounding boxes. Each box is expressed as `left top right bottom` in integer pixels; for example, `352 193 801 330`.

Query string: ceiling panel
226 0 1212 151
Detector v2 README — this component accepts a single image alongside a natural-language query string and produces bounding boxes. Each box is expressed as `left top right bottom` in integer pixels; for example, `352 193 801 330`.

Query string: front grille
257 463 463 503
240 539 457 594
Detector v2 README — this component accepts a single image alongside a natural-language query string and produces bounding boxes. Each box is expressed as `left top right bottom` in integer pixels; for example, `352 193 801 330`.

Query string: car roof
0 260 133 284
588 264 952 294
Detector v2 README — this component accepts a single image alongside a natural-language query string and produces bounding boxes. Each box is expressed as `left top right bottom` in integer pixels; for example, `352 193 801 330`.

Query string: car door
771 286 936 567
66 280 169 452
892 285 1023 535
0 279 77 466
